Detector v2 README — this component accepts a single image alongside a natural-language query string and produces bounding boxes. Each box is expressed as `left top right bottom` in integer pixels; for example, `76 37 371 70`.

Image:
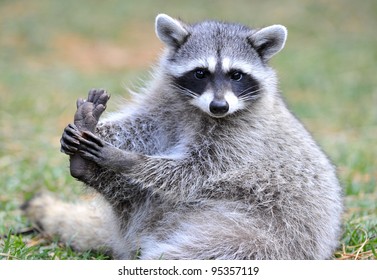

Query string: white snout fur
190 90 243 118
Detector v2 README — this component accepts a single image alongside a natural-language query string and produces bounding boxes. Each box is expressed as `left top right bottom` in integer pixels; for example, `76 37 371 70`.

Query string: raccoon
24 14 343 259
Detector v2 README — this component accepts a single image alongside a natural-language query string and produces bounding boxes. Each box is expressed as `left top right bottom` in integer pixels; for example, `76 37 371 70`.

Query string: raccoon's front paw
60 123 99 181
76 130 110 166
60 123 81 156
74 89 110 132
76 130 131 171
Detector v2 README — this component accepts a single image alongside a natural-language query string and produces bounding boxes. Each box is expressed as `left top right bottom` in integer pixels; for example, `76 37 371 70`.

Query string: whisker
240 95 261 102
170 82 262 101
239 88 263 101
238 85 261 97
170 83 199 98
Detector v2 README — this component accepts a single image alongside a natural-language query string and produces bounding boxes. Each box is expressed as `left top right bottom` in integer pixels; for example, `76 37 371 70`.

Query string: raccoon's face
155 14 287 118
171 57 261 118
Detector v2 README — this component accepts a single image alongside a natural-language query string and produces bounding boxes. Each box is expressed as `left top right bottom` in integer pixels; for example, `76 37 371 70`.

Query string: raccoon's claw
77 131 106 163
60 124 81 155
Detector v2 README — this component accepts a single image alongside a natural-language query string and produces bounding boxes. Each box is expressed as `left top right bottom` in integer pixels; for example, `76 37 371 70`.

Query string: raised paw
74 89 110 132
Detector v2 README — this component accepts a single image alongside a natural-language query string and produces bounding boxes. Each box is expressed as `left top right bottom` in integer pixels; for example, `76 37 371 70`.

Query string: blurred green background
0 0 376 259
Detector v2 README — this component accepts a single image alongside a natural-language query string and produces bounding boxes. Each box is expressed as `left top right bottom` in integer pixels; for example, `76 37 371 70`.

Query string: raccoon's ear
248 25 287 61
155 14 190 48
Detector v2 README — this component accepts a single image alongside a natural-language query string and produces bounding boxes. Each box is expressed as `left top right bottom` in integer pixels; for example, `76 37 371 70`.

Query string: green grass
0 229 110 260
1 0 376 259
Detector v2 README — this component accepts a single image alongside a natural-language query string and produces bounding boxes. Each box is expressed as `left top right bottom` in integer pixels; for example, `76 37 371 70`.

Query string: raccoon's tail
22 192 117 254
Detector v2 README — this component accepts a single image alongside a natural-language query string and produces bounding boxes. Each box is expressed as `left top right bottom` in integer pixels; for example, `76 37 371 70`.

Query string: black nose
209 100 229 116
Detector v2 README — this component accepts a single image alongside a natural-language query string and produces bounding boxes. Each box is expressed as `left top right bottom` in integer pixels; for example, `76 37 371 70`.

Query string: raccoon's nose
209 100 229 116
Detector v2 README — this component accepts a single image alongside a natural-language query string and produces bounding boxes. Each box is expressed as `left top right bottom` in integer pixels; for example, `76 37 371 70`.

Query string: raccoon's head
155 14 287 118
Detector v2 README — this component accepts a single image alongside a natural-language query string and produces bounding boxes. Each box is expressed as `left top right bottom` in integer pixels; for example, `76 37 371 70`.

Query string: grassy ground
0 0 376 259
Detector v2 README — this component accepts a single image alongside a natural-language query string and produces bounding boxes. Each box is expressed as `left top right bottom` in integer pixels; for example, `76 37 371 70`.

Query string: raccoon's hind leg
22 192 118 254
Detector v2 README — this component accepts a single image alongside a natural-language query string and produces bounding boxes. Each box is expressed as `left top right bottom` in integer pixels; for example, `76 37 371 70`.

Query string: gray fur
24 14 343 259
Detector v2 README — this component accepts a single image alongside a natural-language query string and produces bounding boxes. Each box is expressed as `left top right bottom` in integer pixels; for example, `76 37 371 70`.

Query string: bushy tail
22 192 117 253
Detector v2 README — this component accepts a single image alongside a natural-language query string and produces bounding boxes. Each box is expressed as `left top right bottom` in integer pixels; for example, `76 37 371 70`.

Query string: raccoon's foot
74 88 110 132
60 88 109 158
60 89 110 181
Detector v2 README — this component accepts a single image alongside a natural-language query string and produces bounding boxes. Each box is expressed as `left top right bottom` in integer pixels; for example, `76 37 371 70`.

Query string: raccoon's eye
194 69 207 80
230 71 243 81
